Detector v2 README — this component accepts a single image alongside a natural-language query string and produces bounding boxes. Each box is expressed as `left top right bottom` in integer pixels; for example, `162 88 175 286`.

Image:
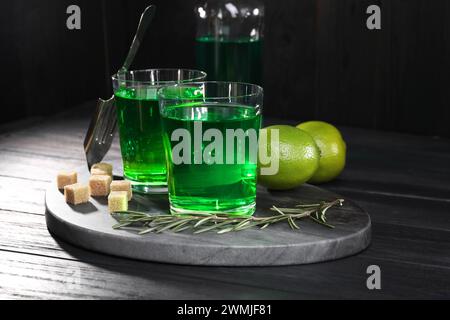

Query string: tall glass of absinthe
158 82 263 216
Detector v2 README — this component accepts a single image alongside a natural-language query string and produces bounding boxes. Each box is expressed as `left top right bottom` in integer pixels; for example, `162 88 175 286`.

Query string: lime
258 125 320 190
296 121 346 183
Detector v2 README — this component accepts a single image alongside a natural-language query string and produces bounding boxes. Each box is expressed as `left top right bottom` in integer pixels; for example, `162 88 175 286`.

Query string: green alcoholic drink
161 103 262 216
112 69 207 194
195 36 263 85
115 88 167 190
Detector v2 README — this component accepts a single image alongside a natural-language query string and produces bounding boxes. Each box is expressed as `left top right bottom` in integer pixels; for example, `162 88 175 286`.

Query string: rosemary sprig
112 198 344 235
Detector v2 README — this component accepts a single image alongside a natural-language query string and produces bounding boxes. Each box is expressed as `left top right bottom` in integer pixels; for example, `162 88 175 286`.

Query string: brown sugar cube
110 180 132 201
64 183 90 205
91 162 113 177
89 175 112 197
57 171 77 189
108 191 128 213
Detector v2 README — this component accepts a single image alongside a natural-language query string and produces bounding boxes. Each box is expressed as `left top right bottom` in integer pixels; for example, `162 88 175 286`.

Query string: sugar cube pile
64 183 90 205
89 175 112 197
108 191 128 213
59 163 133 213
57 171 77 189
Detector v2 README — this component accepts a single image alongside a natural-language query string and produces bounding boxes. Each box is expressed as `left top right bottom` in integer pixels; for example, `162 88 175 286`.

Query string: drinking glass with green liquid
112 69 207 194
196 36 262 85
158 82 263 216
195 0 264 85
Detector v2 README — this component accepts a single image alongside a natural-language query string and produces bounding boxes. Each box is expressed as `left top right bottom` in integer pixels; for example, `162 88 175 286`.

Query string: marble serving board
45 168 371 266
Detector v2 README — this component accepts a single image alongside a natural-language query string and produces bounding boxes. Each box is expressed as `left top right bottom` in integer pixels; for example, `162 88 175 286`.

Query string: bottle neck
195 1 264 41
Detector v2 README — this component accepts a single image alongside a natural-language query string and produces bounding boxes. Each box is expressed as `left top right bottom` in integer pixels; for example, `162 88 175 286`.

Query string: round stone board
45 170 371 266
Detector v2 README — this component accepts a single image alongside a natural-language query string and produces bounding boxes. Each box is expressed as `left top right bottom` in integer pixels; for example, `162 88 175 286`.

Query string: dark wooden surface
0 102 449 299
2 0 450 137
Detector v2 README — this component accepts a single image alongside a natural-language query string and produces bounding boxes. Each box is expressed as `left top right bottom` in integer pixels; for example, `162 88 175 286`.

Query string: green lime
296 121 346 183
258 125 320 190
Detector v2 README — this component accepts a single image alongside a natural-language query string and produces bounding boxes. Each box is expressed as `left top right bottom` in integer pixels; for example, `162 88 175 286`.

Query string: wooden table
0 102 449 299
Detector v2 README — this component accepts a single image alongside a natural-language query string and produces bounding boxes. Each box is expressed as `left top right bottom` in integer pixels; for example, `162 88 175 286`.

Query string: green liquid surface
195 36 263 85
161 103 261 216
115 88 167 189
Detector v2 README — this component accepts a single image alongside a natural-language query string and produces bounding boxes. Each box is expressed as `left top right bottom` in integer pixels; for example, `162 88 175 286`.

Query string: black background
1 0 449 137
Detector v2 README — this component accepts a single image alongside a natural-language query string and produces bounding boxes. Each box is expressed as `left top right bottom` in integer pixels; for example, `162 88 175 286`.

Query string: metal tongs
84 5 156 169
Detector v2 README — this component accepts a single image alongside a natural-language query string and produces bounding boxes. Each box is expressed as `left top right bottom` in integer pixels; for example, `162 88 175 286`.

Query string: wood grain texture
0 0 108 124
313 0 450 136
0 105 449 298
2 1 450 136
2 248 449 300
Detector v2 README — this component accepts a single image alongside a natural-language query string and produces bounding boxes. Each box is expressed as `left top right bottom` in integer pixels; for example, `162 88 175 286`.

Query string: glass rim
157 81 264 101
111 68 207 85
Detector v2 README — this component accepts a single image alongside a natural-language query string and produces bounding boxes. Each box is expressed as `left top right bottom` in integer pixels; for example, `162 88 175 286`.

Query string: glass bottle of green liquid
195 0 264 85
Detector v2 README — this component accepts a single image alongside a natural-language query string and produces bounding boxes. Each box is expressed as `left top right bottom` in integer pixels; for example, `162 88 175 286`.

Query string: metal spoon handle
120 5 156 72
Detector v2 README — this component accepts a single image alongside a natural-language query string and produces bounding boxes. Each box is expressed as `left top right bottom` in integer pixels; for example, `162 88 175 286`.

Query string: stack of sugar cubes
57 162 132 213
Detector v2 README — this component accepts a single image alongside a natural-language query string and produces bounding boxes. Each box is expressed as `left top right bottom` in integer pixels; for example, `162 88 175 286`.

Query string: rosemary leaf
173 225 192 233
309 215 335 229
295 203 320 208
217 227 235 234
271 208 304 213
172 220 192 232
194 216 215 228
156 219 191 233
194 220 234 234
139 226 160 235
287 216 296 230
288 216 300 229
112 222 133 229
236 221 261 231
234 219 252 230
271 205 285 216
